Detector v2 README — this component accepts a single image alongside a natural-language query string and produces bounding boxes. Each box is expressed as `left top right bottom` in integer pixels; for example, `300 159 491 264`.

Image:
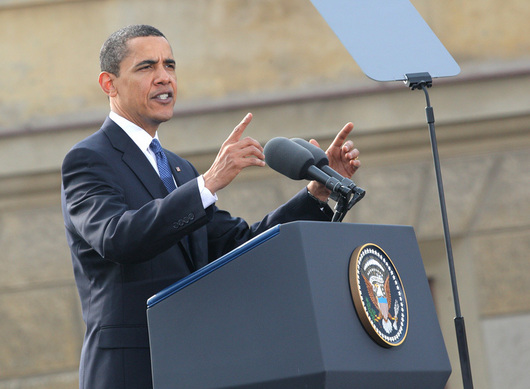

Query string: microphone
291 138 329 168
291 138 366 221
264 137 348 195
291 138 361 191
263 137 314 180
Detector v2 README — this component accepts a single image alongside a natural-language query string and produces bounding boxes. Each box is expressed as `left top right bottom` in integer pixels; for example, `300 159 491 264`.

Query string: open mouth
153 92 173 101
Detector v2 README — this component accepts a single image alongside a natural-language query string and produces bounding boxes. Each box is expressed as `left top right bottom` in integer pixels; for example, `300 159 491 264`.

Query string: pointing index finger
330 122 354 149
227 113 253 143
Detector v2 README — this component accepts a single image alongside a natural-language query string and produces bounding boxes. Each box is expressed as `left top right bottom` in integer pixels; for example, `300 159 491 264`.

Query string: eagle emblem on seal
362 259 399 334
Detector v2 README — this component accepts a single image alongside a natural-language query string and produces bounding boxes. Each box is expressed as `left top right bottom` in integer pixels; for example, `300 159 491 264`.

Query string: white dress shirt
109 111 217 209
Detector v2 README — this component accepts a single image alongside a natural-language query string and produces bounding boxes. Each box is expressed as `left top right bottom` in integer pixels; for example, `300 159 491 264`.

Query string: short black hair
99 24 166 76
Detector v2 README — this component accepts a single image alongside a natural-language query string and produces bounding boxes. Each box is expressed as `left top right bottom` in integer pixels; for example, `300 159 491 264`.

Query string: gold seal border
348 243 409 348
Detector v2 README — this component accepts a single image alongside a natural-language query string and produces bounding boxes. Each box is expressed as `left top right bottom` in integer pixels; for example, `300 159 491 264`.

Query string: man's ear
99 72 117 97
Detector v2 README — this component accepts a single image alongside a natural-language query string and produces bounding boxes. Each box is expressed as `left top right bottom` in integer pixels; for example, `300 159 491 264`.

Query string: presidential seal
349 243 408 347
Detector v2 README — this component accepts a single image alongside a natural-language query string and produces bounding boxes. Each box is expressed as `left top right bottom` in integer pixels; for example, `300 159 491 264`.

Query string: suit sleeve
205 188 333 261
62 146 209 264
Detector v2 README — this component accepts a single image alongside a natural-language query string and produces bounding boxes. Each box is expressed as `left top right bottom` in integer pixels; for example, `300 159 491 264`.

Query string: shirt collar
109 111 158 154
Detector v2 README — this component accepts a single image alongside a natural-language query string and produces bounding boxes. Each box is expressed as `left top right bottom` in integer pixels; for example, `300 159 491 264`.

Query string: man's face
109 36 177 135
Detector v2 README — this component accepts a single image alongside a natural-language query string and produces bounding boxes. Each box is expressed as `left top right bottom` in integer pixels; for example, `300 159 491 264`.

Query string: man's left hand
307 122 360 202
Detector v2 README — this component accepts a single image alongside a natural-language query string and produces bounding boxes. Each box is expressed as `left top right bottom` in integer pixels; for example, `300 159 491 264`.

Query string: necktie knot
149 138 164 155
149 138 177 193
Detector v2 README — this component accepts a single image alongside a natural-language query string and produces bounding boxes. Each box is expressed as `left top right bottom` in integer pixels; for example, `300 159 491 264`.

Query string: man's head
98 25 177 136
100 24 166 77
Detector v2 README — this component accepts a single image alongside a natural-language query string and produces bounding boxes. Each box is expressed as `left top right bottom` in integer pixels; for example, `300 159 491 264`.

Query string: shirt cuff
198 175 218 209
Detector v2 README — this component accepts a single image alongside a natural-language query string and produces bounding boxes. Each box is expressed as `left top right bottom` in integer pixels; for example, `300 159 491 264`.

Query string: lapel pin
176 167 181 172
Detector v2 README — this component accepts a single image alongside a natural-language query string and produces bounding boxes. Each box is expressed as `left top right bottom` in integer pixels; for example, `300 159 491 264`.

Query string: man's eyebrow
134 58 176 69
134 59 157 69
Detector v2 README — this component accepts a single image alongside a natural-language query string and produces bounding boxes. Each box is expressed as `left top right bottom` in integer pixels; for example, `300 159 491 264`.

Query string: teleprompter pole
405 72 474 389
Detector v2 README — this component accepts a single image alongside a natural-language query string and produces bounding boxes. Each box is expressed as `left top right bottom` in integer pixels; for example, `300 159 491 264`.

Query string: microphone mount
330 178 365 223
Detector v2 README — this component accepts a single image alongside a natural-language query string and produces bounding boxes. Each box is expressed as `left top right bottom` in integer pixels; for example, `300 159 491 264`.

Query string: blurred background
0 0 529 388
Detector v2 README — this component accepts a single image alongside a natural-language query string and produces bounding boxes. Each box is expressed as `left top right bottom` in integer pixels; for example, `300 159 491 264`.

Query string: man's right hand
203 113 265 194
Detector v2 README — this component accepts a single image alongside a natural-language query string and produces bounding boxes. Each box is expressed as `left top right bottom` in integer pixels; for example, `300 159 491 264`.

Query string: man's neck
108 109 159 137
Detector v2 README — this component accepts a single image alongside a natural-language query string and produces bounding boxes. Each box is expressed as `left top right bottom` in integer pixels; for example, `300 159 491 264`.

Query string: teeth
158 94 169 100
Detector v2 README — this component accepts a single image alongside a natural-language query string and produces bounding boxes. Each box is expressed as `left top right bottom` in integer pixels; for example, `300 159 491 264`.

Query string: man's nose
154 66 172 84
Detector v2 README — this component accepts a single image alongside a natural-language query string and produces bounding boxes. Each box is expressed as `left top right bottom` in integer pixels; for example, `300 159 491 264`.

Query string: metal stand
405 72 474 389
331 185 365 222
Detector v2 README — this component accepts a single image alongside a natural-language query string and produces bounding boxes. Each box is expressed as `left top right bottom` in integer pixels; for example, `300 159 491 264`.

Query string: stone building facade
0 1 529 388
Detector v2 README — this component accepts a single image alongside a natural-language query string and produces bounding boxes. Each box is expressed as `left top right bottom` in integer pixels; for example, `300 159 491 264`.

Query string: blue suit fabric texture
61 117 333 389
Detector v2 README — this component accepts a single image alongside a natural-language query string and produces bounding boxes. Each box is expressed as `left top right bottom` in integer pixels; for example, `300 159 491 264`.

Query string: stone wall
1 1 529 388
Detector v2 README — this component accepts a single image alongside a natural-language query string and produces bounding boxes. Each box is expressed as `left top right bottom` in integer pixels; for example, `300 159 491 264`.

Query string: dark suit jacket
61 117 332 389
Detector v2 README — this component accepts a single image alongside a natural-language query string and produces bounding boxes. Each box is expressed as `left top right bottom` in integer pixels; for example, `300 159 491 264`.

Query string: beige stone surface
0 1 529 388
421 235 491 389
472 229 530 316
481 313 530 389
0 371 78 389
0 0 361 131
415 153 499 239
0 285 82 379
473 149 530 232
348 162 428 226
0 1 105 129
412 0 530 58
0 204 72 288
3 0 529 132
216 173 295 224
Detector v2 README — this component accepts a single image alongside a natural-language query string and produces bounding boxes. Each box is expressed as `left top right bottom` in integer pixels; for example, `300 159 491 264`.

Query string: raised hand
307 122 361 201
321 122 360 178
203 113 265 194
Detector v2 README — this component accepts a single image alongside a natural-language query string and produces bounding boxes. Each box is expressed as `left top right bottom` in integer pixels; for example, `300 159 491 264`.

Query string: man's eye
138 64 153 71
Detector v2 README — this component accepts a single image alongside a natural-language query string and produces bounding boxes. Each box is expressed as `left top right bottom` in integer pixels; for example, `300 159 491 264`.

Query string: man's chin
154 111 175 124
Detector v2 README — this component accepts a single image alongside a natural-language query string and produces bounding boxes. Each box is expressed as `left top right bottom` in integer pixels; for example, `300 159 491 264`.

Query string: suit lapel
102 118 167 199
165 147 201 188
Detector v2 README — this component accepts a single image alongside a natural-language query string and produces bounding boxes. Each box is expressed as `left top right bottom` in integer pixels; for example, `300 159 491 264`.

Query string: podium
147 221 451 388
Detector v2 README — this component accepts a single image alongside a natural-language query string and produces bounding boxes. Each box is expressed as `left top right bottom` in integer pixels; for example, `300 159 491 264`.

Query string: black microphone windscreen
264 137 314 180
291 138 329 168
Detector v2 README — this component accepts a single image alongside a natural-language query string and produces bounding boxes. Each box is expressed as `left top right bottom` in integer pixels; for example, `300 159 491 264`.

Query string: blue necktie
149 138 177 193
150 139 194 263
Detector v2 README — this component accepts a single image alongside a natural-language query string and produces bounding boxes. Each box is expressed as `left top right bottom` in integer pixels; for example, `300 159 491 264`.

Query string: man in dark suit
61 25 360 389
